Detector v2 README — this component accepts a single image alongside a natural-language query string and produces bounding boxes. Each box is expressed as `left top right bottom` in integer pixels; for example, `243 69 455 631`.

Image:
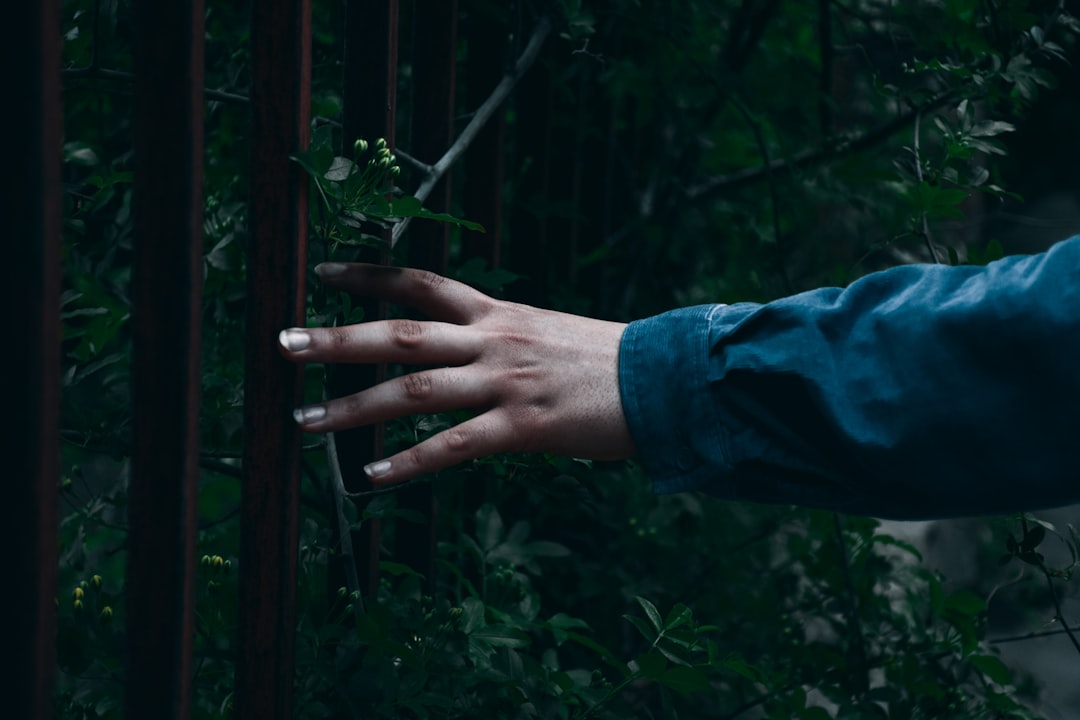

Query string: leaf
476 503 504 552
523 540 571 558
664 603 693 631
971 654 1012 685
635 596 664 634
945 589 986 616
635 651 667 680
623 613 657 643
471 627 531 648
379 561 423 578
969 120 1015 138
324 156 355 182
659 666 710 693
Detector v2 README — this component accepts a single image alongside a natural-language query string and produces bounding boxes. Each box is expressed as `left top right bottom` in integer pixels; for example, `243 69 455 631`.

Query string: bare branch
685 88 958 203
62 66 250 105
391 16 553 246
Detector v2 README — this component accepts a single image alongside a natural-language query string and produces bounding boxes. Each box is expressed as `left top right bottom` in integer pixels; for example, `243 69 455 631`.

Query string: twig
989 624 1080 646
62 67 250 105
346 476 434 499
390 16 552 246
912 110 942 263
1037 562 1080 657
730 95 792 294
394 148 434 175
832 513 869 693
326 428 366 617
819 0 834 138
684 88 958 202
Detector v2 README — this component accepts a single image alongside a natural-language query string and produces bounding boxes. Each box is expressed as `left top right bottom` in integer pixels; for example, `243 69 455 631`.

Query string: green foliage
55 0 1080 718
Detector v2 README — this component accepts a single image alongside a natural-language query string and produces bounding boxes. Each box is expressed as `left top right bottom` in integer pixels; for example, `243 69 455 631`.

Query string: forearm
620 236 1080 519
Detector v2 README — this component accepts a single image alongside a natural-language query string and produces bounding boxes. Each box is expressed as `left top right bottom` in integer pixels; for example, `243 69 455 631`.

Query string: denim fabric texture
618 235 1080 519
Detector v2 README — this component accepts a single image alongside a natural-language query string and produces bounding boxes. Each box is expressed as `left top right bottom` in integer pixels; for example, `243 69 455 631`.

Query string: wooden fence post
7 1 61 717
337 0 400 600
126 0 205 717
398 0 460 592
236 0 312 717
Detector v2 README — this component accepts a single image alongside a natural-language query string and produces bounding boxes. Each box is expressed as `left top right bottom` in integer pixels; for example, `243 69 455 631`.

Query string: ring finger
293 366 493 432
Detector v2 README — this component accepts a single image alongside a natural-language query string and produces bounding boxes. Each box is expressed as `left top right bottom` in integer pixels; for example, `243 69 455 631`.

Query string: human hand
278 263 636 484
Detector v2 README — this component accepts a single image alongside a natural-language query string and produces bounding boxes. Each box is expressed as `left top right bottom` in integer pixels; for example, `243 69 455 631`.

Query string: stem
327 428 366 617
912 110 942 263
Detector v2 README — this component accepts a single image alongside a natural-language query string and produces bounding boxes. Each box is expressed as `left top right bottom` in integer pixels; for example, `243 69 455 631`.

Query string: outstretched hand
278 262 636 484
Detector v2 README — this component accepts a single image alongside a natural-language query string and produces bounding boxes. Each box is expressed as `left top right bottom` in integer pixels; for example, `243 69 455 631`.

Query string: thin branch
832 513 869 693
819 0 834 138
1036 561 1080 657
730 95 792 294
685 88 958 203
394 148 434 175
346 476 434 499
327 428 366 618
62 67 250 105
390 16 553 246
912 110 942 263
989 624 1080 646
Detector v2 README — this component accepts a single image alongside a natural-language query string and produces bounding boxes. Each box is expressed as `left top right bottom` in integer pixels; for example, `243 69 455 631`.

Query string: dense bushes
57 0 1079 717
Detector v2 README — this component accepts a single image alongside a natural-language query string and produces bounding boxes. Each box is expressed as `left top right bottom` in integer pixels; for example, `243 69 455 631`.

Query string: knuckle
387 319 425 348
401 372 433 401
414 269 448 295
442 427 473 454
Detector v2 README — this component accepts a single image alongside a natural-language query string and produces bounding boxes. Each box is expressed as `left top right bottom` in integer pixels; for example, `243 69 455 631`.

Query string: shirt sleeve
618 235 1080 519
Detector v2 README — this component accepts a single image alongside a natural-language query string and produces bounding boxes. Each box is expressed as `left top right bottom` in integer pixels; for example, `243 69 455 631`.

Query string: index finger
314 262 496 324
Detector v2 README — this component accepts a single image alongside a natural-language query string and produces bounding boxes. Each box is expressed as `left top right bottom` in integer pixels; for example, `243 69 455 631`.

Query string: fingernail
279 329 310 351
364 460 392 478
315 262 347 278
293 406 326 424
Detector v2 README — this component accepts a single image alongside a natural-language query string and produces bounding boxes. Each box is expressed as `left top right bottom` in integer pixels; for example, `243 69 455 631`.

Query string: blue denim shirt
618 235 1080 519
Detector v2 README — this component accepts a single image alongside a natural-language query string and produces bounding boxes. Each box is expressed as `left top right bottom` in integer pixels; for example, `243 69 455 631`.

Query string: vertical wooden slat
126 0 205 717
463 0 507 268
337 0 400 599
237 0 311 717
400 0 459 591
6 1 61 718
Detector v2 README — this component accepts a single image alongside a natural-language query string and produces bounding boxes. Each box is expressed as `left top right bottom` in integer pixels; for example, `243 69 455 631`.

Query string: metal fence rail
29 2 530 716
237 0 312 717
9 1 62 718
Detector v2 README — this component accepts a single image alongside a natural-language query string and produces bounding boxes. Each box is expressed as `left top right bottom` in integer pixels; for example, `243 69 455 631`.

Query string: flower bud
390 166 401 178
354 138 369 155
100 606 113 622
74 599 84 612
337 586 348 599
375 137 387 151
201 555 212 568
91 575 102 591
212 555 224 571
448 607 463 620
73 587 84 600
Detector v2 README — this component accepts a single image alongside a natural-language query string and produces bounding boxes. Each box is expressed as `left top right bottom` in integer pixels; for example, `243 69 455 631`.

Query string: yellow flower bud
100 606 113 622
212 555 224 571
74 599 84 612
73 587 84 600
91 575 102 591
